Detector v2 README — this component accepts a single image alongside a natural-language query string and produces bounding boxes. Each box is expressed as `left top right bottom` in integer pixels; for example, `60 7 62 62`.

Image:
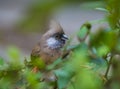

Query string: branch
104 54 113 80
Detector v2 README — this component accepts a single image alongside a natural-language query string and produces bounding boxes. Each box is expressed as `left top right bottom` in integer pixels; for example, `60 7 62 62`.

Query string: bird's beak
62 34 68 40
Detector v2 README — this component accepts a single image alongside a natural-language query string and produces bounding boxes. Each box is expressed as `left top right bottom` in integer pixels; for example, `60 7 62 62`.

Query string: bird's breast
41 48 62 65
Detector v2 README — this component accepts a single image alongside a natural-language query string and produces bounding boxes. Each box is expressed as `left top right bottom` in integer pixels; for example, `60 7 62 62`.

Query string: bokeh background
0 0 106 60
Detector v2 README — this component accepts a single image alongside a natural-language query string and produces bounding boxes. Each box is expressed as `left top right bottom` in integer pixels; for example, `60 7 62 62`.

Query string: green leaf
31 58 46 70
80 1 105 10
46 58 62 70
77 23 91 42
97 45 110 57
90 29 117 51
74 70 102 89
54 69 73 89
96 8 108 12
7 46 20 60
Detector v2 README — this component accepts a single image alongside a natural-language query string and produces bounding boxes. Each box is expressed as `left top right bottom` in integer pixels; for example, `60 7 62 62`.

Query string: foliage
0 0 120 89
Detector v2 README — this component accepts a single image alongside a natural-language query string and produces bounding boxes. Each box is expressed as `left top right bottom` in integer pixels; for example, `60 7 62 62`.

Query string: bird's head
42 20 68 49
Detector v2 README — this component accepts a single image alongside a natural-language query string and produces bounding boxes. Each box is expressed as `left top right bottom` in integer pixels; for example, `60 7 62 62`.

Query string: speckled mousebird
31 20 68 67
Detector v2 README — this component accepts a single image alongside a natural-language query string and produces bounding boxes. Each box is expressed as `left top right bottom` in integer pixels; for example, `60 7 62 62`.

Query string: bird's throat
46 37 63 49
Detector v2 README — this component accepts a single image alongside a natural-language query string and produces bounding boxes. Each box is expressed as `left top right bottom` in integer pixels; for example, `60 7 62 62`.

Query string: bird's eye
55 35 60 39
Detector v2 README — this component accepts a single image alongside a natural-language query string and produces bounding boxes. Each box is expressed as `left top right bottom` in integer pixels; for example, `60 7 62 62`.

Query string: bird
31 20 68 71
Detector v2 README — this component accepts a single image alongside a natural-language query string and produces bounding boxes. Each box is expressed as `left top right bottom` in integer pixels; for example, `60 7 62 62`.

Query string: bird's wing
31 44 41 60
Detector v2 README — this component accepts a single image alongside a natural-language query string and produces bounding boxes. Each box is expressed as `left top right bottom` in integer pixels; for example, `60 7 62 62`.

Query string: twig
104 55 113 80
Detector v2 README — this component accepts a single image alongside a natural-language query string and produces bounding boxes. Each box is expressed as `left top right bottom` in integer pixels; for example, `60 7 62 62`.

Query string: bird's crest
48 20 64 34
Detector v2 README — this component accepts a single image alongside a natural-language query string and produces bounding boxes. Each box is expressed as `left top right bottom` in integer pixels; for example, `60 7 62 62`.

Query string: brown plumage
31 20 68 65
